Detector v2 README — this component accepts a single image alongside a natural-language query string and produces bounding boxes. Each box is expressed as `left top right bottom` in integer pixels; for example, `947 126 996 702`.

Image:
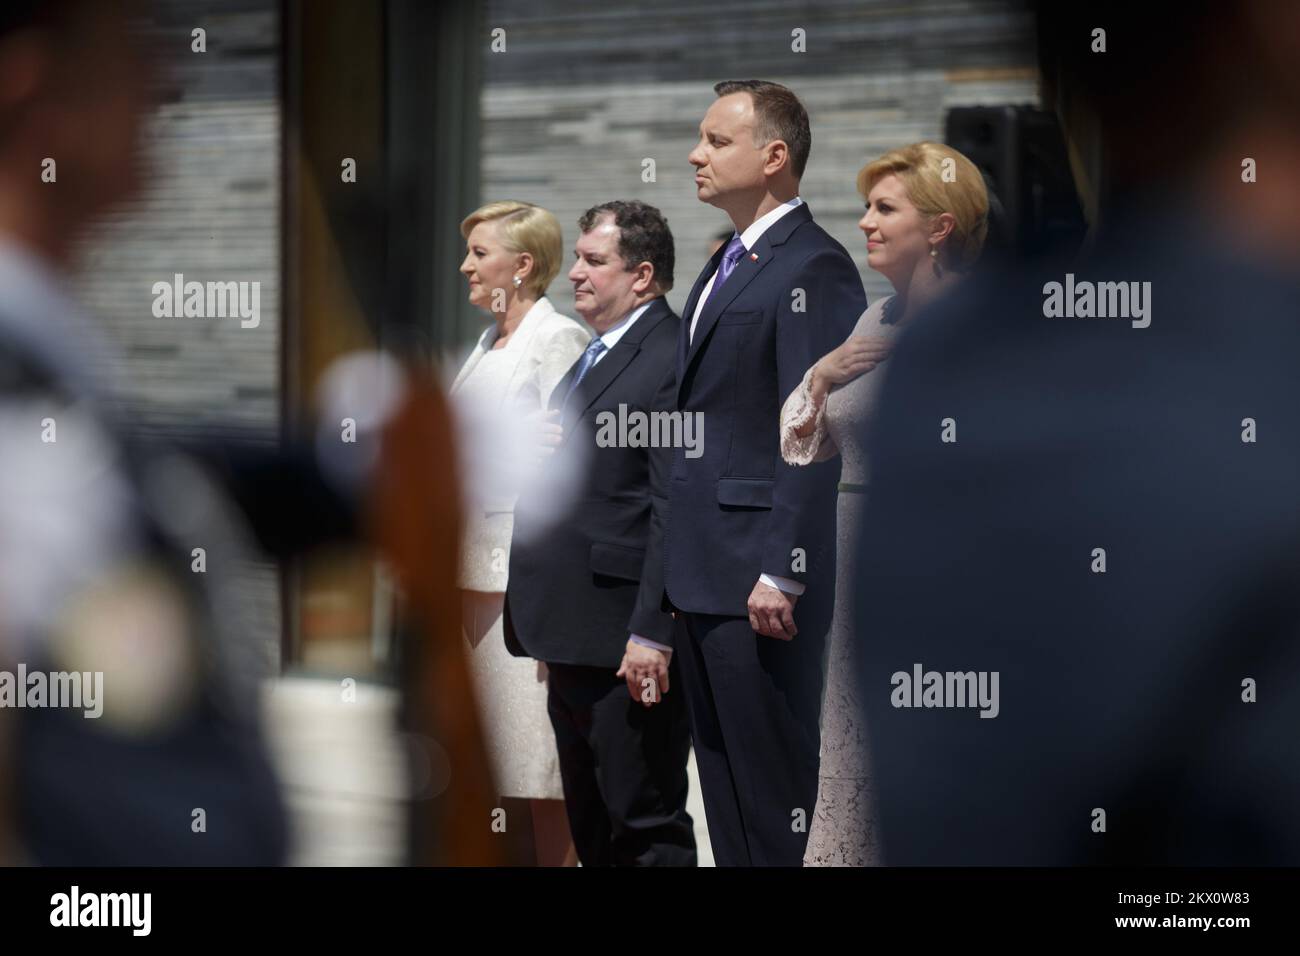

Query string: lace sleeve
780 364 839 465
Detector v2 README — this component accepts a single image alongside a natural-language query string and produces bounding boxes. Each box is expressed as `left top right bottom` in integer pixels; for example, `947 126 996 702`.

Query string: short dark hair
577 200 675 292
713 79 811 180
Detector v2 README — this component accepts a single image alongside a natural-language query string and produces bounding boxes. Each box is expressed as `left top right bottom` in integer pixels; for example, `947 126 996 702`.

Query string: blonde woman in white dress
780 144 989 866
451 200 590 865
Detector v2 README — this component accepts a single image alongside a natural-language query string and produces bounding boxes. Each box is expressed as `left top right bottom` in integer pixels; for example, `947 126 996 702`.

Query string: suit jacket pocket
716 477 773 509
717 310 761 326
590 542 646 581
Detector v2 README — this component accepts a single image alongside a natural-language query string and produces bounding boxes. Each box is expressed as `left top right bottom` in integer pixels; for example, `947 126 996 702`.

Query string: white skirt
461 590 564 800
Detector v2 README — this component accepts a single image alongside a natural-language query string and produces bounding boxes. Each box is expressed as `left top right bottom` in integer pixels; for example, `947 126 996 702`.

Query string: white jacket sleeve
779 363 839 465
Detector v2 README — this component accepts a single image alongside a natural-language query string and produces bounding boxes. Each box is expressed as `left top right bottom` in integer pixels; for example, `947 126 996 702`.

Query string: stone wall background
473 0 1039 341
70 0 282 668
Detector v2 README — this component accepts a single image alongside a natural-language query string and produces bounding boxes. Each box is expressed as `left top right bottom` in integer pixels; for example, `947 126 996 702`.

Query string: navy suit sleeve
763 247 866 584
627 361 677 645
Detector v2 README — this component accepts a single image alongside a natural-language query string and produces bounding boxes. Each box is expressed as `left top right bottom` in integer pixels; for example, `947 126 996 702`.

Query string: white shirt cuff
629 634 673 659
760 573 806 596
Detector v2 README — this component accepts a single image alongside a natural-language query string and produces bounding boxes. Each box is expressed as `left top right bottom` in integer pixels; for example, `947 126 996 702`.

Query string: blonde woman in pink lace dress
780 143 989 866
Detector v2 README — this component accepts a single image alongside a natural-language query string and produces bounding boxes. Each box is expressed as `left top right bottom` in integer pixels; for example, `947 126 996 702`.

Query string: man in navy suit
505 201 695 866
653 80 866 865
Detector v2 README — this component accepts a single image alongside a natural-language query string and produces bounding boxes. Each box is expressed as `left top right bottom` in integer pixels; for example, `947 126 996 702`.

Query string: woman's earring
512 275 522 289
929 247 937 259
930 245 942 276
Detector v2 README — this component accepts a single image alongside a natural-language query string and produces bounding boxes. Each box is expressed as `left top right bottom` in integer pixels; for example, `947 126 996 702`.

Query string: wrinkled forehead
701 93 755 137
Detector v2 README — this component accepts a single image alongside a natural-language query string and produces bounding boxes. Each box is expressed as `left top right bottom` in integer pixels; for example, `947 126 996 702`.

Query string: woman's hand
812 335 893 399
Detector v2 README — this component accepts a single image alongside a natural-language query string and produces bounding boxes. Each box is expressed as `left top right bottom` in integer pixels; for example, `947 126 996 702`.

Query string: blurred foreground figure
854 1 1300 864
0 0 497 866
0 0 291 864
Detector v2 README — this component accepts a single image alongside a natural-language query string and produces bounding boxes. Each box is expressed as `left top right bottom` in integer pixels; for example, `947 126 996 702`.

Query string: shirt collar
736 196 804 251
597 300 654 351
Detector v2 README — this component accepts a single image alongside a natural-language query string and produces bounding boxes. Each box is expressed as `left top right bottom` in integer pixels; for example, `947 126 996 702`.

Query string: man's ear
928 212 956 245
762 140 790 178
632 261 655 294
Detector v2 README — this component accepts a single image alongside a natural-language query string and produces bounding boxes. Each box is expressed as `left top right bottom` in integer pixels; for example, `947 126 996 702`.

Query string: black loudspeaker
944 106 1087 260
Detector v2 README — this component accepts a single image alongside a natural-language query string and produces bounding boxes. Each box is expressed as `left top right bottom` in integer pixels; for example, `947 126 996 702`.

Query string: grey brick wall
69 0 282 669
71 0 280 440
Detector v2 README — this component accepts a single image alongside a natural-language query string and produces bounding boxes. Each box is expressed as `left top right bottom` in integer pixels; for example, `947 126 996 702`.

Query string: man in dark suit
658 80 866 866
505 200 695 866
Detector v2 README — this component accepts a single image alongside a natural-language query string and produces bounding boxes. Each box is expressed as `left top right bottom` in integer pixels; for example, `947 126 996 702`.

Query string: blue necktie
561 338 607 409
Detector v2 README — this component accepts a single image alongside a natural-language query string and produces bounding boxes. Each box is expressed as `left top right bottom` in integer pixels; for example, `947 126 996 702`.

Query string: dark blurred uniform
0 0 338 865
0 238 291 863
853 1 1300 864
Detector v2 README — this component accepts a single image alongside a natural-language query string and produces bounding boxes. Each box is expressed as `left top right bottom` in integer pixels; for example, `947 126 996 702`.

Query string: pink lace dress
780 295 900 866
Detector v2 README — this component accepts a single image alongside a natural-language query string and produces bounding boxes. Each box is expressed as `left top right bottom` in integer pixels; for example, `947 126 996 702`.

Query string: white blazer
450 296 591 592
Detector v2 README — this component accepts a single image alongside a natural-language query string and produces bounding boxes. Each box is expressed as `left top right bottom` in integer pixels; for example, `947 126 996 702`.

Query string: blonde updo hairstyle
857 142 989 270
459 200 563 299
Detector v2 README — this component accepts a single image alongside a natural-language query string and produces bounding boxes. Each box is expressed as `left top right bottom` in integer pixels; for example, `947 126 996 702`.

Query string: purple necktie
713 234 746 295
691 235 746 342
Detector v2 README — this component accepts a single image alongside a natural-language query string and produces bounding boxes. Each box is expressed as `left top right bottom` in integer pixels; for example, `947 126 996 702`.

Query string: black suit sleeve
627 362 678 645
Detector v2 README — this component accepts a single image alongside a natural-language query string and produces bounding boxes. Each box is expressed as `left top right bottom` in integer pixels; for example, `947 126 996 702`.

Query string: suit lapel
562 343 636 433
450 331 491 393
679 245 727 379
561 299 673 436
678 203 813 403
549 362 579 414
683 241 771 371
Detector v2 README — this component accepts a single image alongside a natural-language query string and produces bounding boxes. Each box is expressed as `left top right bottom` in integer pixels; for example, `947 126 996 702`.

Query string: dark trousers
546 661 696 866
676 611 823 866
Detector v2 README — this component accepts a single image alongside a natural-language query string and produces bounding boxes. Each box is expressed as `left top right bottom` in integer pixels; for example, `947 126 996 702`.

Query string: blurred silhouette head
459 200 562 317
569 200 673 333
857 142 989 290
1037 0 1300 263
0 0 155 264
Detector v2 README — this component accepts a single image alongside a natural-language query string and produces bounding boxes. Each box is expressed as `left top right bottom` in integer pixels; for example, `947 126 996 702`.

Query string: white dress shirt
592 300 652 364
688 196 804 342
